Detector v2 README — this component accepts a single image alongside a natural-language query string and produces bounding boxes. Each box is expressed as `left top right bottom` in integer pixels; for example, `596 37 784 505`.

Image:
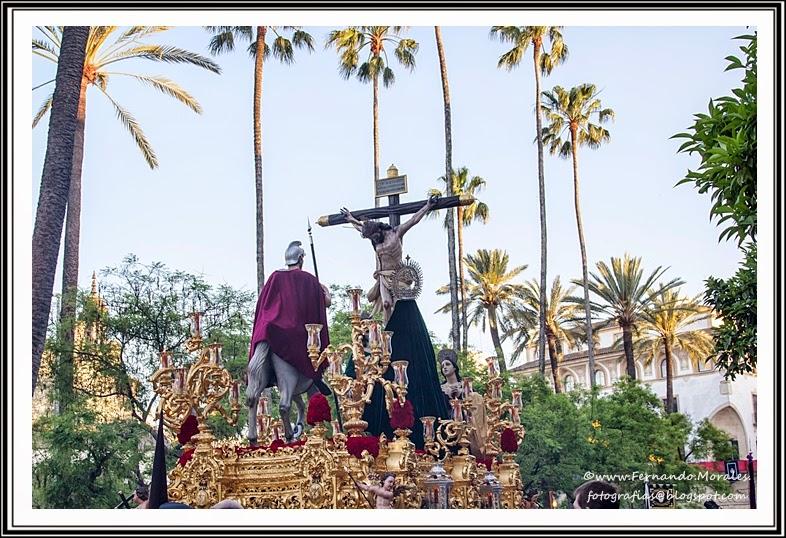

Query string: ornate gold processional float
152 289 525 509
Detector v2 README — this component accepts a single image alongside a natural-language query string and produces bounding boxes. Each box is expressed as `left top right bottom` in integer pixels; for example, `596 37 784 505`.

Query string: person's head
380 472 396 491
284 241 305 269
704 500 721 509
211 498 244 509
361 220 393 247
572 480 620 509
133 483 149 505
437 349 461 382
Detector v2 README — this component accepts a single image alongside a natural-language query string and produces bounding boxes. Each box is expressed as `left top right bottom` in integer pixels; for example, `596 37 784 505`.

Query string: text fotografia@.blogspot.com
586 490 749 503
583 471 749 482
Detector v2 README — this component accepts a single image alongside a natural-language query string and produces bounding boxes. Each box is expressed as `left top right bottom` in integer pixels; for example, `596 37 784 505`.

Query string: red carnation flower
177 414 199 445
178 448 194 467
269 439 286 452
345 436 380 459
476 457 493 471
501 427 518 453
307 393 332 425
389 399 415 430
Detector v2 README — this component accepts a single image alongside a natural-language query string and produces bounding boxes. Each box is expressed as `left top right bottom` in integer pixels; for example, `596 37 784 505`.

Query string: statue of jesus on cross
339 194 437 322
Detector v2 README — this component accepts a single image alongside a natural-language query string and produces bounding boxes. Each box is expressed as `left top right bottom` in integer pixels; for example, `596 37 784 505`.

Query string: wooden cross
316 193 474 228
317 164 474 228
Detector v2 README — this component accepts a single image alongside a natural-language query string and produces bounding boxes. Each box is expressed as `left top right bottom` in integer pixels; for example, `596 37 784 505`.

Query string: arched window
563 374 575 392
679 354 689 371
594 369 606 386
660 359 676 378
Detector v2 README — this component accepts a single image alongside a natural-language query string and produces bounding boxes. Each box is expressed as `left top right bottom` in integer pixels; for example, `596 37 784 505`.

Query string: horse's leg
294 381 320 439
246 342 272 445
292 394 306 439
272 354 299 443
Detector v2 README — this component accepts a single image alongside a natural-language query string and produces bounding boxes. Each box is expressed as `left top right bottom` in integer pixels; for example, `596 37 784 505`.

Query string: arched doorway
709 406 748 459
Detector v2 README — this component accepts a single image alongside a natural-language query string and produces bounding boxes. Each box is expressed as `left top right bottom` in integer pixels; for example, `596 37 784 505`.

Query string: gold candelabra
151 311 241 447
305 288 409 438
481 357 525 458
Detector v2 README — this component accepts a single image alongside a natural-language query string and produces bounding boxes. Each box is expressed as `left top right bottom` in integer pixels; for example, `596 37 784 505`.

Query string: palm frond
382 66 395 88
497 46 524 70
291 29 315 51
110 73 202 113
32 93 53 128
394 38 418 70
32 38 59 62
98 45 221 74
272 35 295 64
96 85 158 169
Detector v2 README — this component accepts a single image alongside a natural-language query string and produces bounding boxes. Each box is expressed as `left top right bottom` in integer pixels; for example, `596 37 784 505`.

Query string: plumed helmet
284 241 305 266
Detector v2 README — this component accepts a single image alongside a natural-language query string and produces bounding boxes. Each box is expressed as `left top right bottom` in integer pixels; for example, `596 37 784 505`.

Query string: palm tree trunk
533 40 547 377
32 26 90 395
546 331 561 393
254 26 266 292
373 72 380 208
570 128 596 388
664 341 674 413
434 26 461 354
56 75 88 409
622 323 636 379
457 207 469 353
487 306 506 374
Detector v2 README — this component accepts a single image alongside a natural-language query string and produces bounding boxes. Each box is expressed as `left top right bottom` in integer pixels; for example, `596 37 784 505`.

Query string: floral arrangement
346 435 380 459
501 427 518 453
306 393 331 425
389 399 415 430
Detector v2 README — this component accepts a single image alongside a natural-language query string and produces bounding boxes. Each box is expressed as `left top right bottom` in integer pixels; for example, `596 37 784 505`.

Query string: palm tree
490 26 568 377
32 26 90 395
540 83 615 387
576 254 683 380
504 277 584 392
325 26 418 206
629 288 714 413
33 26 220 404
434 26 460 354
437 249 526 373
205 26 314 291
430 167 490 354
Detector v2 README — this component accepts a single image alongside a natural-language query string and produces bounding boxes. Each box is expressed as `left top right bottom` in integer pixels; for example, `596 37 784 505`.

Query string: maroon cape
248 268 329 386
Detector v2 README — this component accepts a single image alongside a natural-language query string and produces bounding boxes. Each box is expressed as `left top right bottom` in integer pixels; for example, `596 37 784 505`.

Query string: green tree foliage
575 254 683 380
44 255 255 430
629 288 715 413
513 376 733 507
673 34 757 245
33 406 148 508
705 244 757 379
687 419 738 462
672 34 757 380
327 283 379 347
437 249 527 374
504 277 584 392
429 167 491 353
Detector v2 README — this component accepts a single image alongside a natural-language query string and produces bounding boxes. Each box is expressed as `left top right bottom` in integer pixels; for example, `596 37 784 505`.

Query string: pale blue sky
32 25 748 362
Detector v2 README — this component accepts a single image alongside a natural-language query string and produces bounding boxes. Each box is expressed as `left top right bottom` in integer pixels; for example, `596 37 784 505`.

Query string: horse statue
245 240 332 446
245 342 319 444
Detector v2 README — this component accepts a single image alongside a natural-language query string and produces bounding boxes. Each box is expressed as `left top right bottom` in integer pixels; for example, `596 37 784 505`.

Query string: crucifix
316 164 473 323
316 164 474 228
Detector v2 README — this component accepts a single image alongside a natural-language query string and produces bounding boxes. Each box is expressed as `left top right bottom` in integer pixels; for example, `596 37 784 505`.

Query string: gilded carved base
167 428 524 509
